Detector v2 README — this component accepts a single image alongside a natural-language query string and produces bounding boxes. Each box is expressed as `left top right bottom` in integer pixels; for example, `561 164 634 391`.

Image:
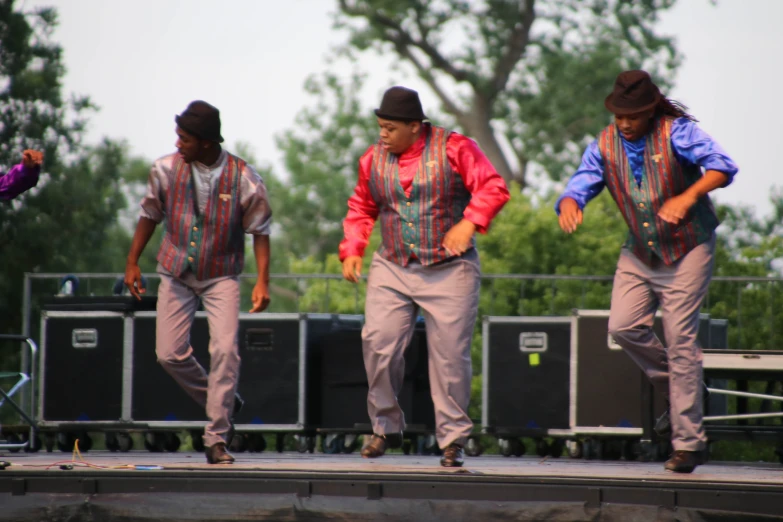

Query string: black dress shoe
440 443 464 467
664 449 707 473
360 433 402 458
205 442 235 464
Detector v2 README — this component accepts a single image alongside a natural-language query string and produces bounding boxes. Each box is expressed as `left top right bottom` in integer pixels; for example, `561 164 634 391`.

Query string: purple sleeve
0 163 41 200
555 141 606 214
670 118 739 185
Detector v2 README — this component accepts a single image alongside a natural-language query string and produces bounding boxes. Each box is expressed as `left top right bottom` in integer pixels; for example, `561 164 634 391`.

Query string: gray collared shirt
139 150 272 236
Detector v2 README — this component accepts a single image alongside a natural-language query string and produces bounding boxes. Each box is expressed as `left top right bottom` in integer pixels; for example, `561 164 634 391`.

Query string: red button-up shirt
339 131 510 260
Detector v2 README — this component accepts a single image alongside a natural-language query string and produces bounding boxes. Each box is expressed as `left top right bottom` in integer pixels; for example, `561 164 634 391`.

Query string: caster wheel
343 434 359 454
296 435 315 453
465 436 483 457
499 438 515 457
637 440 654 462
500 438 524 457
402 439 412 455
44 433 55 453
117 432 134 452
26 434 42 453
56 432 75 452
602 440 623 460
535 438 550 458
622 439 638 461
228 433 247 453
248 434 267 453
6 433 22 453
105 432 120 452
548 439 565 458
583 439 598 460
321 433 344 454
76 433 92 452
163 432 181 452
566 440 582 459
189 430 205 453
144 432 164 452
275 433 285 453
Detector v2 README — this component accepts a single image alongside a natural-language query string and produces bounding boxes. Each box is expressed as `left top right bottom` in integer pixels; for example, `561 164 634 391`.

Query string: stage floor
2 451 783 521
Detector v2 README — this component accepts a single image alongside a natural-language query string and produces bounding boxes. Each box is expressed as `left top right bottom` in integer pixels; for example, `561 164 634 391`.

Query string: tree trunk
458 97 521 189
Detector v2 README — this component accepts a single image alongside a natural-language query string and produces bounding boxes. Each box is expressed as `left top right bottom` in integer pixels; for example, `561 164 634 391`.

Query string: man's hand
442 219 476 256
22 149 43 168
124 261 145 300
249 279 271 313
342 256 363 283
658 193 697 225
558 197 583 234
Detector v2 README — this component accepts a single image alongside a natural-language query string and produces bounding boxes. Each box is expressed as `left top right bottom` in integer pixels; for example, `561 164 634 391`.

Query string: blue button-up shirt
556 118 739 212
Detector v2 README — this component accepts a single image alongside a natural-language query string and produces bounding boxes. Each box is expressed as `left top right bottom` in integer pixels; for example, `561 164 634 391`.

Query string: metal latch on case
71 329 98 348
245 328 274 351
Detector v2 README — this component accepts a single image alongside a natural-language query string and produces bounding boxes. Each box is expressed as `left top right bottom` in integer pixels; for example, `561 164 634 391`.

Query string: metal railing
21 271 783 346
11 271 783 423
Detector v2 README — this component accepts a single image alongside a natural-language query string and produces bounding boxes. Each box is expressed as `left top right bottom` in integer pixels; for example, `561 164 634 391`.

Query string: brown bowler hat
175 100 224 143
374 86 427 121
604 70 662 115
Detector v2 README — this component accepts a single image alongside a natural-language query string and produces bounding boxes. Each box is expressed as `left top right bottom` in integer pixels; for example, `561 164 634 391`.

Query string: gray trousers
362 250 480 448
607 235 715 451
155 268 240 448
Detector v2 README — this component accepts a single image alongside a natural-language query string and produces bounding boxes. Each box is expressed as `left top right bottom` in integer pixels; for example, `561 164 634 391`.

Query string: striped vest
598 117 718 266
157 153 245 280
369 125 472 266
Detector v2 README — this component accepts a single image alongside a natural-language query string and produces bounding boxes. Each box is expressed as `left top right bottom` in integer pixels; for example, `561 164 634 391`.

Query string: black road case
130 312 347 432
481 316 571 437
38 297 156 428
312 317 435 433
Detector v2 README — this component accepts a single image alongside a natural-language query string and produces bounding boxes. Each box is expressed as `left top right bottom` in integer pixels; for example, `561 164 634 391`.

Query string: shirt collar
192 149 227 173
398 131 426 160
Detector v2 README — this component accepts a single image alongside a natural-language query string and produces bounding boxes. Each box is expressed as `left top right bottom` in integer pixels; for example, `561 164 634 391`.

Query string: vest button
190 241 196 247
643 222 649 228
639 203 646 209
193 227 198 231
409 243 415 249
406 202 411 206
188 256 194 262
647 241 653 247
408 223 413 227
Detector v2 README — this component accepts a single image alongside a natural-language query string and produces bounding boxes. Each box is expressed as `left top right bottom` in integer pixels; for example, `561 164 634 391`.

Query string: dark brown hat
374 86 427 121
604 70 662 115
175 100 224 143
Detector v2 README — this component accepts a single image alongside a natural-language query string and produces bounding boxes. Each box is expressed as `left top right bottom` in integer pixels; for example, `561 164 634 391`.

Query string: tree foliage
0 2 136 346
334 0 681 187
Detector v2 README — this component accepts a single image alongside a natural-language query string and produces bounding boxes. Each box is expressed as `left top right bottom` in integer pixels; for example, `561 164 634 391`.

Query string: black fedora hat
604 70 662 115
374 86 427 121
175 100 224 143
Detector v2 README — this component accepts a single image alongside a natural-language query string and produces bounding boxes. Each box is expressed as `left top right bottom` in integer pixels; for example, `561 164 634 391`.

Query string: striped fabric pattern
368 125 472 266
599 117 719 265
157 154 245 280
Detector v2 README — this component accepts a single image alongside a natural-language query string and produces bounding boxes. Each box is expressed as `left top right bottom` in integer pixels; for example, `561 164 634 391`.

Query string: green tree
335 0 681 186
273 71 378 261
0 2 133 346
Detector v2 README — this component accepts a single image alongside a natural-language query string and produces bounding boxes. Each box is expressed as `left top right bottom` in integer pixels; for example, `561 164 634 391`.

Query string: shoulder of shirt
151 152 180 174
360 144 375 160
226 152 264 182
670 116 696 132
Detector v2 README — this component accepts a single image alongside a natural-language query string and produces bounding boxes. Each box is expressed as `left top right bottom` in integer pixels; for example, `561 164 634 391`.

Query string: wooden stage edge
1 451 783 521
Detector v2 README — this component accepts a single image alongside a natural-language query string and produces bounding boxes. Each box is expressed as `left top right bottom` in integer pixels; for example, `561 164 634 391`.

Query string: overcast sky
20 0 782 217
